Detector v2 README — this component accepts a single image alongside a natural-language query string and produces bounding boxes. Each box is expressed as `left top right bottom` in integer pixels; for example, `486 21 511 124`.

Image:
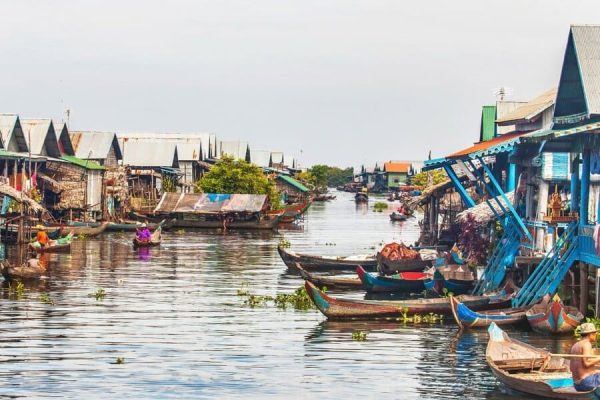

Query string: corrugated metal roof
219 141 249 160
250 150 272 167
116 132 211 160
448 131 527 159
572 25 600 117
496 101 526 135
120 140 179 167
155 193 267 214
496 88 557 125
277 175 309 192
54 121 75 156
20 118 61 157
0 114 27 152
71 131 123 161
61 155 105 170
383 162 411 173
479 106 497 142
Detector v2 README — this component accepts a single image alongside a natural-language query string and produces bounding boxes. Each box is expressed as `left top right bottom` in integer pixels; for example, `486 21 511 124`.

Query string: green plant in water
399 308 443 324
15 281 25 298
90 288 106 301
373 202 388 212
115 357 125 364
39 293 55 305
176 229 186 235
441 288 455 298
240 286 318 311
77 234 88 240
352 331 368 341
278 238 291 248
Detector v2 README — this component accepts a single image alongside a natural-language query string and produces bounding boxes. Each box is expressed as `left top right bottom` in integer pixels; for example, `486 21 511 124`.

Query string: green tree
194 156 280 209
306 165 353 188
411 168 447 188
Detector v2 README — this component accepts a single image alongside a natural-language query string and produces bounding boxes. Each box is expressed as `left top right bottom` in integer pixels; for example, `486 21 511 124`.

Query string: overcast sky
1 1 600 168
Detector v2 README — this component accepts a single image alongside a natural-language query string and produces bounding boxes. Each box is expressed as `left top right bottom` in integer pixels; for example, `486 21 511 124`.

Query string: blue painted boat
424 268 474 296
526 294 584 335
356 265 428 293
450 296 527 329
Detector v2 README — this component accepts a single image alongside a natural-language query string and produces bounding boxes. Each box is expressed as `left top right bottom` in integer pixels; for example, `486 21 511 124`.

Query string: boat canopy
155 193 268 214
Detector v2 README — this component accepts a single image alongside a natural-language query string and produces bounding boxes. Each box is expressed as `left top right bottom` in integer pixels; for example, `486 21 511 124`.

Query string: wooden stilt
580 262 589 316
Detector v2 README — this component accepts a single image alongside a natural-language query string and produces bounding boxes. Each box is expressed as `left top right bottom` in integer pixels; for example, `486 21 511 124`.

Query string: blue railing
578 224 600 266
512 221 579 307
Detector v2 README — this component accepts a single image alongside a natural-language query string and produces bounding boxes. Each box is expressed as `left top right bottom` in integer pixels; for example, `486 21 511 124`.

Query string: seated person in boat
136 223 152 243
571 323 600 391
36 225 53 248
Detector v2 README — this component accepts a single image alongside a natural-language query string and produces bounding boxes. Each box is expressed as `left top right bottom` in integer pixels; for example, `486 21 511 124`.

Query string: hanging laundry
31 172 37 187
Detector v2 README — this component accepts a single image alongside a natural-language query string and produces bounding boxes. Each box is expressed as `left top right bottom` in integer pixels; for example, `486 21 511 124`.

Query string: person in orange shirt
36 225 49 248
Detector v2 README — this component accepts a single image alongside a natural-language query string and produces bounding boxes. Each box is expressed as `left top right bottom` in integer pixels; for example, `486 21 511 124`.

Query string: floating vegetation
324 242 336 246
15 281 25 299
89 288 106 301
39 293 55 305
352 331 368 341
373 202 388 212
399 308 444 324
442 288 455 298
278 238 291 248
115 357 125 364
239 286 316 310
76 234 88 240
176 229 186 235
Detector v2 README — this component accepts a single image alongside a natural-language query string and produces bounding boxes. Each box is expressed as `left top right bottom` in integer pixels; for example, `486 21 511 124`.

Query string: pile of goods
379 242 420 261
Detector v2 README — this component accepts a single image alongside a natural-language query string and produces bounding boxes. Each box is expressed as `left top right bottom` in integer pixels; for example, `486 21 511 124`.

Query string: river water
0 191 577 399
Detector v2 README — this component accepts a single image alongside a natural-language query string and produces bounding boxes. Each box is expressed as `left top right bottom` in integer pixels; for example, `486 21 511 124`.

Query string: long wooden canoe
486 323 599 399
278 245 378 272
356 265 428 293
450 296 527 329
169 215 281 230
305 280 512 320
0 259 45 280
295 263 362 290
57 221 109 236
526 294 584 335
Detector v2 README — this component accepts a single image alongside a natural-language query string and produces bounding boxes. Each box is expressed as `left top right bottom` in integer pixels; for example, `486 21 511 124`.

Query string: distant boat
450 296 527 329
277 245 378 272
354 192 368 203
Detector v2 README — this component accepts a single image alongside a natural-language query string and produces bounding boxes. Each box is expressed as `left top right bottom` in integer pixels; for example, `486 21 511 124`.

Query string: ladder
473 220 521 295
512 221 579 307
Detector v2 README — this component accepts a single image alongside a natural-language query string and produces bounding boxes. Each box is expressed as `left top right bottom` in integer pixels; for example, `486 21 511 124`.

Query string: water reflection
0 190 580 399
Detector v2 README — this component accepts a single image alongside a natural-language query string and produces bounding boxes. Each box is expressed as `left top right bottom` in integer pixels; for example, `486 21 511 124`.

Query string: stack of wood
105 166 129 201
45 161 86 209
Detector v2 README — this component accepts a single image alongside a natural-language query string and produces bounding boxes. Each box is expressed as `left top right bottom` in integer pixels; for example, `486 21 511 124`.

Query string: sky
1 1 600 168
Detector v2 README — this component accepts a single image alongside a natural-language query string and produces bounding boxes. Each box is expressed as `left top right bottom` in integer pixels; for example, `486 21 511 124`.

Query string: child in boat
136 223 152 243
571 323 600 391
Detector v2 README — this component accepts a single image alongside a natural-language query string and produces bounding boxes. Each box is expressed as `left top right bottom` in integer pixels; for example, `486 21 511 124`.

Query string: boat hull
526 298 584 335
305 280 510 320
376 252 431 274
295 263 362 290
278 245 378 272
356 265 427 293
450 296 527 329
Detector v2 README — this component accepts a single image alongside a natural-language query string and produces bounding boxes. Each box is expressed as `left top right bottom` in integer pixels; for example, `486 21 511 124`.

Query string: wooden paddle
549 353 600 359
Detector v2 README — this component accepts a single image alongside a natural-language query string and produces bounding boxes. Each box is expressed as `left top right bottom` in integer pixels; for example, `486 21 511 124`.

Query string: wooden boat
0 259 45 280
305 280 512 320
29 231 73 253
107 220 156 231
526 294 584 335
295 263 362 290
424 267 475 296
450 296 527 329
355 192 368 203
133 226 162 248
277 245 378 272
389 212 408 222
376 252 431 274
486 323 600 399
65 220 102 228
313 194 336 202
54 221 109 237
356 265 428 293
168 214 280 230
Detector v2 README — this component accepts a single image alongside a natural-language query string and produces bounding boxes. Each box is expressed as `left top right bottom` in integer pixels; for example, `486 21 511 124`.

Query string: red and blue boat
356 265 429 293
525 294 584 335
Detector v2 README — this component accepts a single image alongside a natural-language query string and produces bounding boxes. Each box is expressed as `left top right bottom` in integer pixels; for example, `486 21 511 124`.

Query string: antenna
492 86 513 101
65 109 71 126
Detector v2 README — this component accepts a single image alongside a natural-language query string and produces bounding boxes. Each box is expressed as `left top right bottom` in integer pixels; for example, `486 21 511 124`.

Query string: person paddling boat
571 322 600 392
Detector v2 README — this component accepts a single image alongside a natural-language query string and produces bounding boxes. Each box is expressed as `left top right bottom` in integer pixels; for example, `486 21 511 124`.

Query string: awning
456 191 515 225
277 175 309 193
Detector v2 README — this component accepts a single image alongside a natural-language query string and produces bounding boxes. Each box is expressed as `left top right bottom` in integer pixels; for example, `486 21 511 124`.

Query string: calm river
0 191 576 399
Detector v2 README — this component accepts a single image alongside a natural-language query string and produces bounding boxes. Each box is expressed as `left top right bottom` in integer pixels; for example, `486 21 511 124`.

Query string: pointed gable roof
20 118 61 158
554 25 600 126
54 121 75 156
71 131 123 161
0 114 26 152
